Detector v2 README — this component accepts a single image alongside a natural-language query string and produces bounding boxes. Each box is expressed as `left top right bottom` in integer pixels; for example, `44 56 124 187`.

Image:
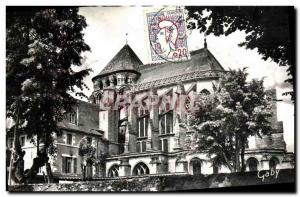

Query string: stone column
149 156 162 174
260 155 269 170
107 109 119 155
127 92 137 152
124 122 130 153
101 87 119 155
118 158 131 177
149 87 159 150
175 83 186 120
173 115 185 151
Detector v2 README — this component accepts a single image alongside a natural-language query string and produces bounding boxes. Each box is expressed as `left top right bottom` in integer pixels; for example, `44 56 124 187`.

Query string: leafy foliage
183 68 273 172
186 6 294 100
6 7 90 182
78 136 103 180
7 7 91 134
78 137 97 166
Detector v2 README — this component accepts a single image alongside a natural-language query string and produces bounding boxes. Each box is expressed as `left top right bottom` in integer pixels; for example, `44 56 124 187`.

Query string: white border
1 0 298 195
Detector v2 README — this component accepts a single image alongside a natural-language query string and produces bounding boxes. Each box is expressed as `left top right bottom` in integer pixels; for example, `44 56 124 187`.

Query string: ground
8 169 295 192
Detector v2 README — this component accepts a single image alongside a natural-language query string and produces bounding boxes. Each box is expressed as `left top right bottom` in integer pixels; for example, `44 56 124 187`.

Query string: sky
78 6 294 152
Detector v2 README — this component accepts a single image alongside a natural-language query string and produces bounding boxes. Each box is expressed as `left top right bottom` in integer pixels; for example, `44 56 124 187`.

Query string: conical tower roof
92 44 142 81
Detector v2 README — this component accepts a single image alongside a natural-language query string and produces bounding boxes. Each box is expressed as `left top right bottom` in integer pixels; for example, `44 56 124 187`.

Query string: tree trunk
81 164 86 181
234 133 241 172
46 162 53 183
221 151 234 172
8 99 51 184
36 133 40 155
8 98 23 185
24 150 49 183
42 171 47 183
240 136 246 172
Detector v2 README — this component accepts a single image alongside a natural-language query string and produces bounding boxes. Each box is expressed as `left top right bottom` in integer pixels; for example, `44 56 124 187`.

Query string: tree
183 68 273 172
78 137 97 180
185 6 294 100
6 7 90 184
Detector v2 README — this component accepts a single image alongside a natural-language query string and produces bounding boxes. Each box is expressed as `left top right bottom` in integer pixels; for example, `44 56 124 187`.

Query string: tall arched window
136 101 149 153
269 157 279 170
118 119 126 154
132 162 150 176
159 93 173 135
108 165 119 177
247 157 259 171
137 106 149 138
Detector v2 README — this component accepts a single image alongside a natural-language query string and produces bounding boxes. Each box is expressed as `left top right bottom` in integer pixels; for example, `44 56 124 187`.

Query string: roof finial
204 36 207 49
125 33 128 45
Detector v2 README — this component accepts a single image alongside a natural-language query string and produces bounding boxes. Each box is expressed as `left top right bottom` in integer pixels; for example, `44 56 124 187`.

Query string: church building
7 41 294 181
88 41 294 178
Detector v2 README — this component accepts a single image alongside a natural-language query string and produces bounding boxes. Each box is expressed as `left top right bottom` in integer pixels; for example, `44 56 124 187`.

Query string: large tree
6 7 90 184
78 137 97 181
184 68 273 172
185 6 294 100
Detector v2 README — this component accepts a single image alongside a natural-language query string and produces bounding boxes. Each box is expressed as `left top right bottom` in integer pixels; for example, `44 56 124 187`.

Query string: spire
125 33 128 45
92 44 142 80
204 37 207 48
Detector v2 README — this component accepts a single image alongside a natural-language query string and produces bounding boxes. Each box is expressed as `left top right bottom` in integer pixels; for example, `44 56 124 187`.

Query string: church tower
91 44 142 154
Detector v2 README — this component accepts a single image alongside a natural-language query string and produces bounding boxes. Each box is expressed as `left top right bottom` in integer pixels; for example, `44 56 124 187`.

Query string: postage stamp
146 8 190 62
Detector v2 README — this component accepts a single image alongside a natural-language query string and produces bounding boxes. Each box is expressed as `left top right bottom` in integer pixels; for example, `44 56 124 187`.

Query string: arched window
200 89 210 95
108 165 119 177
137 105 149 138
247 157 259 171
99 81 103 90
113 75 117 86
269 157 279 170
106 78 110 87
190 158 202 175
116 74 126 85
159 93 173 135
136 99 149 153
118 120 126 154
132 162 150 176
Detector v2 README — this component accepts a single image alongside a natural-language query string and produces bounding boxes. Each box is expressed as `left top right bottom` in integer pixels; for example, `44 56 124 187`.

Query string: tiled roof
57 100 103 136
136 48 225 84
92 44 143 80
